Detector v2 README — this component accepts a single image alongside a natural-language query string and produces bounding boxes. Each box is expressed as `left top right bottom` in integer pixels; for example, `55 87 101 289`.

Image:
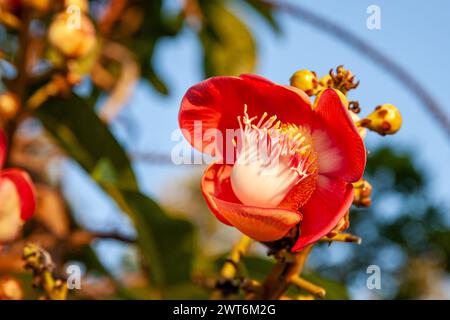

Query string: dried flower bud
48 12 96 58
359 104 402 135
353 179 372 207
328 65 359 94
0 276 23 300
290 70 319 96
0 92 20 122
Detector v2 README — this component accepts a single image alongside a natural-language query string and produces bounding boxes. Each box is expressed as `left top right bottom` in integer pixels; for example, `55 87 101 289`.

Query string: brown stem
321 233 362 244
291 275 325 299
253 245 313 300
210 235 252 299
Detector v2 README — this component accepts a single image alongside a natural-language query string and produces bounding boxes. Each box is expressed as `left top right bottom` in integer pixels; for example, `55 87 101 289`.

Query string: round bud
319 74 333 88
0 92 20 121
0 276 23 300
48 12 96 58
359 104 402 135
290 70 319 96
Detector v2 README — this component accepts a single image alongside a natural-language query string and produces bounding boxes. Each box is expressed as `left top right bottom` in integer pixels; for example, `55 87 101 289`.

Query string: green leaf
36 95 196 293
35 95 138 190
200 2 257 77
121 190 196 287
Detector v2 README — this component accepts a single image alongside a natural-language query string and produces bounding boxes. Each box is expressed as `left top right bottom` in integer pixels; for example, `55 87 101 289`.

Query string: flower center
230 105 318 208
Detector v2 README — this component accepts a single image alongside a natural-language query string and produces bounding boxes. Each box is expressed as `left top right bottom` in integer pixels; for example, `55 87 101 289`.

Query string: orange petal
201 163 237 226
212 196 301 242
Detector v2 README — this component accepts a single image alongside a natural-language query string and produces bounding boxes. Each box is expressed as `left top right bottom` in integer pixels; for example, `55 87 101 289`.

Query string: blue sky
62 0 450 297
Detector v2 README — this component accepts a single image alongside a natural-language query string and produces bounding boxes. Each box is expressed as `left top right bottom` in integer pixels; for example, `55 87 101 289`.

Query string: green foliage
243 0 281 33
35 95 137 190
35 95 196 297
121 190 196 287
199 1 257 77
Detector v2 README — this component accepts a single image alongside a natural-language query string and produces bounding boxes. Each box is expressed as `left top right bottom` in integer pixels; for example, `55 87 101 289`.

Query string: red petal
179 75 313 159
292 175 354 252
0 169 36 221
313 89 366 182
213 196 301 242
0 130 6 169
201 163 237 225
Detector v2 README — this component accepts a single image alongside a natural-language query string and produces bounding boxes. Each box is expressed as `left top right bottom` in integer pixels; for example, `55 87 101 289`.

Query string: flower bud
328 65 359 94
290 70 319 96
0 276 23 300
319 74 333 88
353 179 372 207
359 104 402 135
0 92 20 122
48 12 96 58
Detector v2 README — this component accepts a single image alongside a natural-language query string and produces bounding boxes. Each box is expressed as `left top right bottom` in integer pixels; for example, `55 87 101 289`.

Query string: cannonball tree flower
179 75 366 252
0 129 36 243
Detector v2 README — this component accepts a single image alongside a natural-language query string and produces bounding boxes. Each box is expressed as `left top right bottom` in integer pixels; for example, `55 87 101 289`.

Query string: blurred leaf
35 95 138 190
122 0 183 95
243 0 281 33
120 190 196 287
199 2 257 77
36 95 196 293
365 147 423 193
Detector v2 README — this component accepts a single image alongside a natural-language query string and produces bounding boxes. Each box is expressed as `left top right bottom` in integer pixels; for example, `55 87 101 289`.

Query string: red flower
0 129 36 243
179 75 366 251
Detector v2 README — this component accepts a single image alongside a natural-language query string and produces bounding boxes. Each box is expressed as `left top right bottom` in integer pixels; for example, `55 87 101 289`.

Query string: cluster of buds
48 0 96 59
290 65 359 97
326 65 359 94
23 243 68 300
290 66 400 244
290 66 402 137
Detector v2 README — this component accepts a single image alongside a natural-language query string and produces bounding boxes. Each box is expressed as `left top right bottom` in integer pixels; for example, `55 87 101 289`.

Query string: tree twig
253 245 313 299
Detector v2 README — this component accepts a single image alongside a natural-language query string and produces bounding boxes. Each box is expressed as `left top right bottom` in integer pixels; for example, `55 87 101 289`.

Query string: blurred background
1 0 449 299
